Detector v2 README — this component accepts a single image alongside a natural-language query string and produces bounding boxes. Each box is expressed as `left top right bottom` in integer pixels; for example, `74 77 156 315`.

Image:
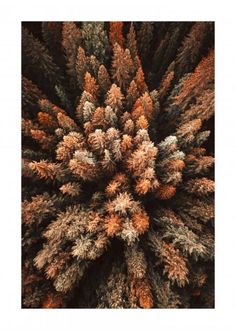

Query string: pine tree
42 22 62 58
62 22 82 89
111 43 134 90
109 22 124 47
126 80 140 110
137 22 154 63
126 23 138 60
98 64 111 94
22 21 214 309
175 22 214 80
82 22 110 63
84 72 100 99
22 76 46 117
22 27 62 91
134 67 148 94
76 46 87 89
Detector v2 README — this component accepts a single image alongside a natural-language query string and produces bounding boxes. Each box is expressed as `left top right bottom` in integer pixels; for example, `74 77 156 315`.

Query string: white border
1 1 236 329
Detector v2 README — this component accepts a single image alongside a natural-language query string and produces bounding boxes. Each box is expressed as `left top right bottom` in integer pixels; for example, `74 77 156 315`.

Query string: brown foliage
162 242 189 287
126 80 139 110
76 91 96 121
155 184 176 200
76 46 87 88
174 49 214 107
84 72 100 98
39 99 66 116
98 64 111 93
59 182 81 196
109 22 124 47
136 115 149 130
112 43 134 89
22 194 54 226
159 70 174 101
184 178 214 196
105 83 124 114
104 214 122 237
57 112 78 131
29 161 60 180
135 279 153 309
127 23 138 60
56 132 85 161
30 129 55 150
132 210 149 234
135 179 152 195
131 92 153 121
42 293 63 308
134 67 148 94
91 107 106 129
38 112 58 130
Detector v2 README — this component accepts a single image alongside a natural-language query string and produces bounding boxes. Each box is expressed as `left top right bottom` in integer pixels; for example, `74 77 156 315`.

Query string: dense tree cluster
22 21 214 308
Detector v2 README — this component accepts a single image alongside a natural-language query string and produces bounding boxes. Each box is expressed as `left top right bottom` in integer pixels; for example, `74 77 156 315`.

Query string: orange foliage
106 180 121 196
135 279 153 309
105 83 124 113
155 184 176 200
39 99 66 116
76 46 87 87
179 88 214 124
126 80 139 109
123 119 135 136
59 182 81 196
69 153 97 181
104 214 122 237
45 252 70 279
136 115 149 130
134 67 148 94
189 147 206 157
57 112 78 131
129 276 138 308
84 72 99 98
29 161 59 180
109 22 124 47
56 132 85 161
106 173 128 196
174 49 214 106
38 111 58 129
127 23 138 59
42 293 63 308
30 129 55 150
91 107 106 129
131 92 153 121
121 134 133 154
185 177 215 195
162 242 188 287
22 118 37 136
112 43 134 89
132 210 149 234
98 64 111 93
135 179 152 195
83 121 94 135
159 70 174 101
167 159 185 172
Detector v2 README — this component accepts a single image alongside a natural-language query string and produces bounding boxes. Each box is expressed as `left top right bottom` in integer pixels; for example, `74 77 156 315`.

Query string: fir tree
82 22 110 63
111 43 134 90
109 22 124 47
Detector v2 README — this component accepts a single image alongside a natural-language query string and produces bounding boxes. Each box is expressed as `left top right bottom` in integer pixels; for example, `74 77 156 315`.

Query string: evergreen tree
82 22 110 63
22 21 214 309
62 22 82 89
109 22 124 47
111 43 134 90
